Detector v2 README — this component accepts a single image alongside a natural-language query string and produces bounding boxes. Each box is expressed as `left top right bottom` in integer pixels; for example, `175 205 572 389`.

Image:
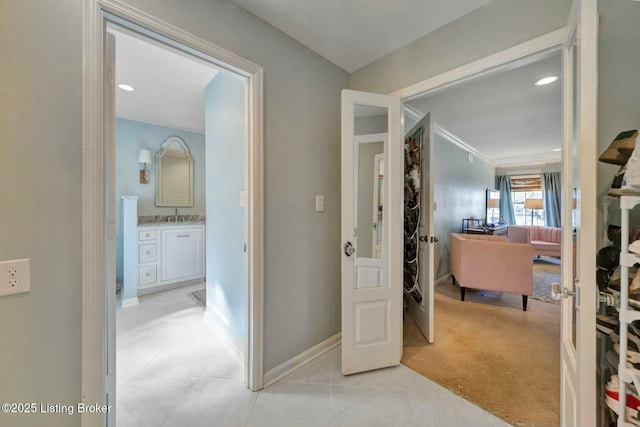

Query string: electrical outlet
0 259 30 297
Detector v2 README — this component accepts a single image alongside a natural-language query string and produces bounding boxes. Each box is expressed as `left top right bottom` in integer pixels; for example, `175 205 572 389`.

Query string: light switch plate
240 190 247 207
315 195 325 212
0 259 30 297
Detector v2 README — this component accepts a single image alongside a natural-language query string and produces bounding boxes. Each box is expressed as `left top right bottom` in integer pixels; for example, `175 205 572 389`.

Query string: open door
341 89 402 375
404 113 435 343
558 0 597 425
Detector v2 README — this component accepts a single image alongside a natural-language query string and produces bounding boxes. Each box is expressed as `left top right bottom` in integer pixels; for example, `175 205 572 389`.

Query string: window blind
510 175 541 191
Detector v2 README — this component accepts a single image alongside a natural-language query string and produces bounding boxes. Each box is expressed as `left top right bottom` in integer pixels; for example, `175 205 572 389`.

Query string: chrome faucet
174 208 179 222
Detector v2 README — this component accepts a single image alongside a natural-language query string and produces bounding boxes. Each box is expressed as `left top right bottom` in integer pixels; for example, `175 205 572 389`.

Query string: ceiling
110 26 219 134
408 52 562 168
232 0 491 72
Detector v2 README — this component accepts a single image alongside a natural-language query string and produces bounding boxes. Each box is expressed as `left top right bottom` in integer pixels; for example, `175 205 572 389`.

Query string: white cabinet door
161 227 204 282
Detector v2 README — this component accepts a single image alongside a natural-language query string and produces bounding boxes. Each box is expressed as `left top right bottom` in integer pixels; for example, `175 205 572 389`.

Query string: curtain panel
542 172 562 227
495 175 516 225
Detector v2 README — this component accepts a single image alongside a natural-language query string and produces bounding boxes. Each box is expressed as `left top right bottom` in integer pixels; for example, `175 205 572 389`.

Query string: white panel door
406 112 435 343
341 89 402 375
559 0 597 425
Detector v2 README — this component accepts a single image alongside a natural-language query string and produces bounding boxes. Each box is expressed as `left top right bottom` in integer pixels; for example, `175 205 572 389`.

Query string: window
510 175 545 226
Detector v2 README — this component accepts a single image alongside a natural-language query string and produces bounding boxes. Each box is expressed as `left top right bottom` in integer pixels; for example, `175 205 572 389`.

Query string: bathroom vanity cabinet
137 223 205 294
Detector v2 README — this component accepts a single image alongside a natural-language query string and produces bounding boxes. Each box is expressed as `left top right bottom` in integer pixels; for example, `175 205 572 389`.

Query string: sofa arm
508 226 531 244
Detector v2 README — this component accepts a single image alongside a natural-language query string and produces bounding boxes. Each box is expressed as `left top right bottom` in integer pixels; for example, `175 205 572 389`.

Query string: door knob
344 241 356 257
431 236 439 243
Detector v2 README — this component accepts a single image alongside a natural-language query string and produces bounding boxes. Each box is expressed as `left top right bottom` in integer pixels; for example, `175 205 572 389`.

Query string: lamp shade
138 149 152 165
524 198 543 210
487 198 499 208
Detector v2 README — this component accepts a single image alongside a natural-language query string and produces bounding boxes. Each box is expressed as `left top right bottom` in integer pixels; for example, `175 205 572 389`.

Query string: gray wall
0 1 83 426
433 134 495 280
204 72 247 354
349 0 571 94
115 118 206 282
598 1 640 235
0 0 347 424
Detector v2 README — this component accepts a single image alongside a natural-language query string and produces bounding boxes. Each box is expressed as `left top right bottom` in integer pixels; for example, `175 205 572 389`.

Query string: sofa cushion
531 240 561 252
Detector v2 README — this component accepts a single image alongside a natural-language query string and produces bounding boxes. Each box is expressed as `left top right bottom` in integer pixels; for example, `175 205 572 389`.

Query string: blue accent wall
204 73 247 352
115 118 205 282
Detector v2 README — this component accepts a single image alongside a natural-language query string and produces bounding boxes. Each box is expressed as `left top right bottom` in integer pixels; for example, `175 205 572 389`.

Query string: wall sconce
138 149 152 184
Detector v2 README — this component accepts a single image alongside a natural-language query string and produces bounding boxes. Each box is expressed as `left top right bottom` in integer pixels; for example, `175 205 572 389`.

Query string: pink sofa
508 225 562 258
449 233 534 311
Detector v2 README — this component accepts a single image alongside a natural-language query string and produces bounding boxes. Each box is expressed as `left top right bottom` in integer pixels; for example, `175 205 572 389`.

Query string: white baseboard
121 297 139 308
435 273 452 286
138 278 204 296
204 309 244 368
263 333 341 388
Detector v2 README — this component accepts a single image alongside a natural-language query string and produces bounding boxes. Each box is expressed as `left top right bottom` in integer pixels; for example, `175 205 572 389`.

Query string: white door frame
560 1 598 424
391 28 566 101
82 1 264 425
390 14 597 427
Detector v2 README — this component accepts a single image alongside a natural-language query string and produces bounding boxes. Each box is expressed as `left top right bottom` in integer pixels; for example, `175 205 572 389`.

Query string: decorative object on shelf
622 142 640 195
599 129 637 165
138 149 152 184
609 164 628 197
524 198 543 225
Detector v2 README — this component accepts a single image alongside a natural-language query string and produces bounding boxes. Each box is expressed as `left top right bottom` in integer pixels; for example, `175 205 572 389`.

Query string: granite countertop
138 215 206 226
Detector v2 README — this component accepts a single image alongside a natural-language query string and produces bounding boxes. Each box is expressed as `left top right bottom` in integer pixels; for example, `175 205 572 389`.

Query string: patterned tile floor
116 284 512 427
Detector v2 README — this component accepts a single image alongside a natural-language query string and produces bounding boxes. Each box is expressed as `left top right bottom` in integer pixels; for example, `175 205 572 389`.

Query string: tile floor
116 284 513 427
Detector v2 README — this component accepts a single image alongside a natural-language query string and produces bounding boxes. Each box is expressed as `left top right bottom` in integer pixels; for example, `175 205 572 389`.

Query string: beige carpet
402 268 561 427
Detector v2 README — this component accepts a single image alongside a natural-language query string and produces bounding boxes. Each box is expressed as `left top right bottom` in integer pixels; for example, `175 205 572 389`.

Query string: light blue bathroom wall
204 72 247 354
433 133 495 280
115 118 205 282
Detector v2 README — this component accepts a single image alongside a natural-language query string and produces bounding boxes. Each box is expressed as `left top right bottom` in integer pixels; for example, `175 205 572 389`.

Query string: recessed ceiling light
535 76 559 86
118 83 135 92
552 148 562 152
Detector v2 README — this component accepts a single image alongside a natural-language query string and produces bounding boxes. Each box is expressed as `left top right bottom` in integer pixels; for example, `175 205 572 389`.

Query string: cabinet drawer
139 243 157 263
139 230 157 241
139 265 157 285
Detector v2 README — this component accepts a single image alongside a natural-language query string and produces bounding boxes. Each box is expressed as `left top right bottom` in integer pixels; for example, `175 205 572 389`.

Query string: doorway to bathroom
82 3 264 426
109 20 253 426
109 21 249 425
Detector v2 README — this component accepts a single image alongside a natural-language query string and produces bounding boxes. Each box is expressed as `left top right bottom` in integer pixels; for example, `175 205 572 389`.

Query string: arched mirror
155 136 194 207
